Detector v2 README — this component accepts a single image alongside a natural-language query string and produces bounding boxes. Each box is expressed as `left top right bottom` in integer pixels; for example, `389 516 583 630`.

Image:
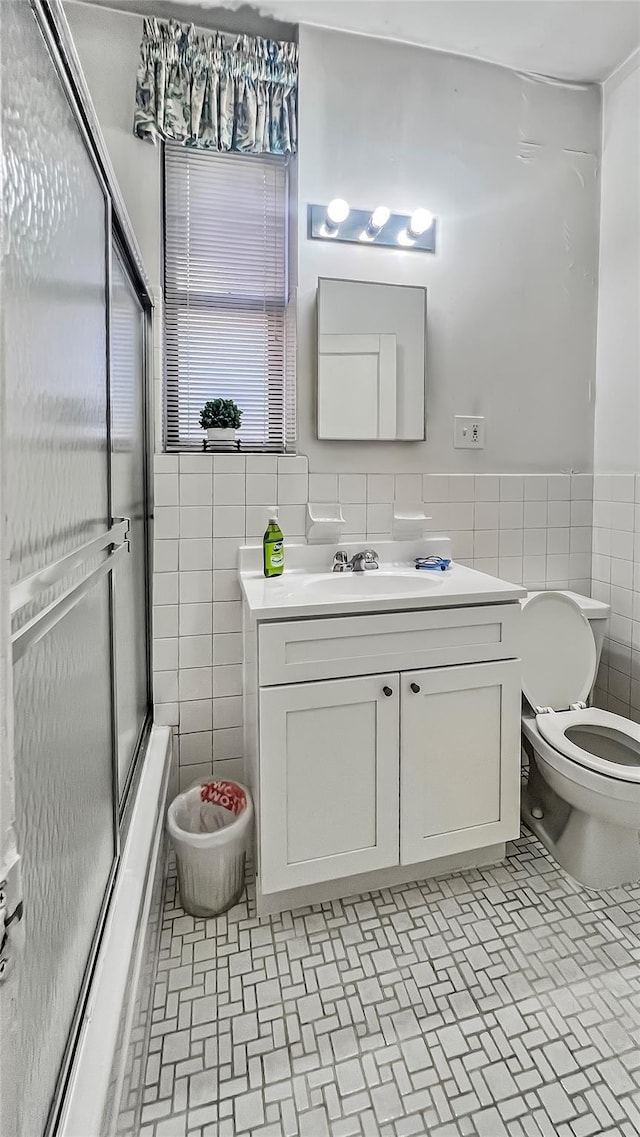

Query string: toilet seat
535 707 640 784
521 590 640 785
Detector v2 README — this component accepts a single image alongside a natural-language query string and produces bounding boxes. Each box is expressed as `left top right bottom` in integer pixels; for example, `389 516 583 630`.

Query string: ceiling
85 0 640 81
178 0 640 82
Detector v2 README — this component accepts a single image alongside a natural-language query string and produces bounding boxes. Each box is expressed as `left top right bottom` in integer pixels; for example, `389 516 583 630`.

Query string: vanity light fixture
323 197 350 235
309 202 437 253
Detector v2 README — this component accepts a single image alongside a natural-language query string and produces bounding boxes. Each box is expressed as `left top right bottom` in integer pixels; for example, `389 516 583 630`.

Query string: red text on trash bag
200 780 246 815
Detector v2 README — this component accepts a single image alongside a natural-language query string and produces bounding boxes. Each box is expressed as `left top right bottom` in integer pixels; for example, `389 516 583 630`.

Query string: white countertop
239 541 526 621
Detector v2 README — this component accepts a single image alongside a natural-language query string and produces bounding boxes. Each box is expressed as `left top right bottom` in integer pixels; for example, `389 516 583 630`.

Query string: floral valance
133 17 298 155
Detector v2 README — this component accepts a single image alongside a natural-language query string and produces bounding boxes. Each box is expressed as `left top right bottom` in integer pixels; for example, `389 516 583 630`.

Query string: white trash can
167 779 253 917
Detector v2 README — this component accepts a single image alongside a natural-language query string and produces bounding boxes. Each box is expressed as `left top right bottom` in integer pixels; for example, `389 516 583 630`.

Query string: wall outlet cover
454 416 485 448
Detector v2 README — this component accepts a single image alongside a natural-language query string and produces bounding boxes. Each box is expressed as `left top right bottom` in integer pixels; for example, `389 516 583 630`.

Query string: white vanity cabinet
251 602 522 906
259 674 400 893
400 661 521 865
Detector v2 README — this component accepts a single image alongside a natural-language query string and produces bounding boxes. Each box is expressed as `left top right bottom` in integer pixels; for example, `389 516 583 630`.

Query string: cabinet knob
382 685 393 697
410 682 421 694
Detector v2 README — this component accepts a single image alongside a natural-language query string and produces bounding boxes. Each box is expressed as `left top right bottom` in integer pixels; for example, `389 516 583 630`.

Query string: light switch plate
454 416 485 448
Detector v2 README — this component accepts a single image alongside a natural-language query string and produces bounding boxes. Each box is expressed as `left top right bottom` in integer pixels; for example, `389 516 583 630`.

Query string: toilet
520 589 640 889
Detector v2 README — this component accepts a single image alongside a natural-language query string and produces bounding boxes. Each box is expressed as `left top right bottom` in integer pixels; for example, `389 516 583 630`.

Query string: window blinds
163 145 294 451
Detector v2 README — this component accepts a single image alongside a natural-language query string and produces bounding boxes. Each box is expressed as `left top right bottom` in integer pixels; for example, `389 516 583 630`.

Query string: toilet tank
524 590 611 694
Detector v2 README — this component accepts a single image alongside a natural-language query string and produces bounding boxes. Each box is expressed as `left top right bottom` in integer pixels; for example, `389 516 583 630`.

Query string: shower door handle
111 516 131 552
9 517 131 664
9 518 130 616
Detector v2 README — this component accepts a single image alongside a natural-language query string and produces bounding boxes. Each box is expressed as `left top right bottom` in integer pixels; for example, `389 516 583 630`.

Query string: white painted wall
63 2 604 768
593 52 640 474
66 6 601 475
65 2 161 289
590 52 640 720
297 25 600 475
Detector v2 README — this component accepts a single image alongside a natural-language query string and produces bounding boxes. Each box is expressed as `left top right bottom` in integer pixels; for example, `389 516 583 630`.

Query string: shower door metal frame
2 2 155 1133
108 231 155 829
26 0 155 836
37 0 152 295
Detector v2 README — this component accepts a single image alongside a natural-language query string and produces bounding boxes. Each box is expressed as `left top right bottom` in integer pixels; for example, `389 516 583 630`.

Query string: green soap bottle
263 508 284 577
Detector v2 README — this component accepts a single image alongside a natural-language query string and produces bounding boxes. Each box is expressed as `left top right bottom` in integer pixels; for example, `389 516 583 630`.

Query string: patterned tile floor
136 833 640 1137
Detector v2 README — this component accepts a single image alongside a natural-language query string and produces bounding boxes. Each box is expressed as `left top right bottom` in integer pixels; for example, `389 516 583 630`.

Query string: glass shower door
110 246 151 805
0 3 142 1135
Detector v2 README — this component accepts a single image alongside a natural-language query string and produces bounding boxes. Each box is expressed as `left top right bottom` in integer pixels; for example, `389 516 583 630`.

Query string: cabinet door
260 675 399 893
400 661 521 864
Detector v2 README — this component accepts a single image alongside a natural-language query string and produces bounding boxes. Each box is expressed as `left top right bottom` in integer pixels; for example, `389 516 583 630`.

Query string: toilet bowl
520 590 640 888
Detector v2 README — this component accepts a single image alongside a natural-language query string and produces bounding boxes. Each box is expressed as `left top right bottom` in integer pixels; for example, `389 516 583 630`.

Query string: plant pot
206 428 237 441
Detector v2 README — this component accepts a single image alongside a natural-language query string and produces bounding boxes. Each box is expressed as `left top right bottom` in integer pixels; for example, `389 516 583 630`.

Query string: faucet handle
332 549 350 572
362 548 379 567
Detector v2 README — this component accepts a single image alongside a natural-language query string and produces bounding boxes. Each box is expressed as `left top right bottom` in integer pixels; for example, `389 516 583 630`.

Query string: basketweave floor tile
121 833 640 1137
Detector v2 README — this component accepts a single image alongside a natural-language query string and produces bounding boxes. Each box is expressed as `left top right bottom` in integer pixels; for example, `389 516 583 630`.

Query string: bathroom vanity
240 542 526 915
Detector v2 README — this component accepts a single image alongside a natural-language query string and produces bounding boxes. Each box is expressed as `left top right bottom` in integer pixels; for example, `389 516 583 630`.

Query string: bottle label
270 540 284 567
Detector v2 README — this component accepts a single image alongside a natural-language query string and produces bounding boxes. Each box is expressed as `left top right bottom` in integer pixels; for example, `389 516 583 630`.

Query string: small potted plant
199 398 243 442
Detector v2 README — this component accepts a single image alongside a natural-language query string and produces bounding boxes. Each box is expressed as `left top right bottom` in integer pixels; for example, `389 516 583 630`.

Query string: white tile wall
152 454 312 782
153 456 594 777
591 473 640 722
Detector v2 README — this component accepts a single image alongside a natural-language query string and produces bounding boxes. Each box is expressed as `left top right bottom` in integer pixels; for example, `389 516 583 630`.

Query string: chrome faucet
350 549 379 572
332 549 379 573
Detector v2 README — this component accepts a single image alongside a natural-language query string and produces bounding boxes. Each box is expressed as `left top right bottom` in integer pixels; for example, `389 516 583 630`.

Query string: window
163 145 295 451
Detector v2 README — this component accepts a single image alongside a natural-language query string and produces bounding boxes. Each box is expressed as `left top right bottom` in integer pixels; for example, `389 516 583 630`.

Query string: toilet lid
521 591 596 711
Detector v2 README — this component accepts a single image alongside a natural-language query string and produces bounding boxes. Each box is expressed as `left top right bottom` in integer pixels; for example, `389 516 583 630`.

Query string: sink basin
302 571 442 598
239 548 528 619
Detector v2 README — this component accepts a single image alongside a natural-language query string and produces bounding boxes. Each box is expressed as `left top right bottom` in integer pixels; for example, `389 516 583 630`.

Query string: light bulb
370 206 390 230
326 198 350 225
408 208 433 237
